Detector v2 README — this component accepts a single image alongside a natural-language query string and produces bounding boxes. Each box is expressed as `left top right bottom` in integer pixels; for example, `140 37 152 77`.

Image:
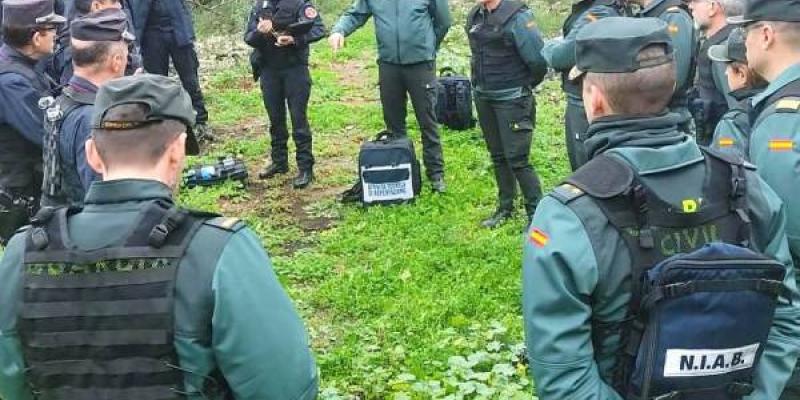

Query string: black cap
2 0 66 28
728 0 800 24
93 74 200 155
569 17 674 81
70 9 135 42
708 27 747 63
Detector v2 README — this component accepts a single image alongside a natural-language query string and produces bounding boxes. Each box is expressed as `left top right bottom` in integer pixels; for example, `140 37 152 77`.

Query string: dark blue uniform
245 0 324 173
131 0 207 125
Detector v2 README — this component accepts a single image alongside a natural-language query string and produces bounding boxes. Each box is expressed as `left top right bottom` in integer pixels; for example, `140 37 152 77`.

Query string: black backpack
556 150 788 399
434 68 476 131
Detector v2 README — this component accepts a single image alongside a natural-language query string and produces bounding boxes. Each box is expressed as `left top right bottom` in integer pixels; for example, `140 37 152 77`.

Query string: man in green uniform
467 0 547 228
542 0 625 171
0 74 319 400
523 17 800 399
630 0 698 133
728 1 800 396
329 0 452 192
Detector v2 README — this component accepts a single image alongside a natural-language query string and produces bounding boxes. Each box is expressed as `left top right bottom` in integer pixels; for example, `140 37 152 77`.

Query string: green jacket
0 180 318 400
638 0 697 117
542 0 623 102
332 0 452 65
711 87 764 160
523 113 800 399
750 63 800 268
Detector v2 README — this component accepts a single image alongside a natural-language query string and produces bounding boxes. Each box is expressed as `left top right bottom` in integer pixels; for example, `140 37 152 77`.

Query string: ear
762 24 777 50
112 47 128 76
586 83 611 121
86 138 107 176
91 1 102 12
168 133 187 168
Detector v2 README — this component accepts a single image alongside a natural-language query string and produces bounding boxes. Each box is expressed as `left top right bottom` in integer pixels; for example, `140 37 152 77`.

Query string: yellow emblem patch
718 138 735 147
585 13 598 22
668 24 679 34
682 199 699 213
768 139 794 152
530 228 549 248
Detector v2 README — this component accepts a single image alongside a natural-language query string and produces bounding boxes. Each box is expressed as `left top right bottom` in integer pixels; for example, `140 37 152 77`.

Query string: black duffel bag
434 67 476 131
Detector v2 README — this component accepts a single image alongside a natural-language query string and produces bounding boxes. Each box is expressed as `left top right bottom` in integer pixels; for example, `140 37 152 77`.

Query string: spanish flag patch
530 228 549 248
718 138 735 147
585 13 597 22
769 139 794 152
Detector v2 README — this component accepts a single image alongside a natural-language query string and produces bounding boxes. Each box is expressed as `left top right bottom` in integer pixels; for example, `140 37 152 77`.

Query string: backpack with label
434 68 476 131
357 131 422 205
556 149 788 399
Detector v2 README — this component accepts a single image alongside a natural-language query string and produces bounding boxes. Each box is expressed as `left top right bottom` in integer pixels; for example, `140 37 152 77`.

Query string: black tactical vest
694 25 734 131
0 55 51 191
252 0 310 69
554 149 754 395
466 0 532 91
18 201 218 400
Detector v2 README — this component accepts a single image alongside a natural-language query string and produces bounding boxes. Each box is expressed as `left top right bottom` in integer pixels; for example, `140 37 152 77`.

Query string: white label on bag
361 164 414 203
663 343 759 377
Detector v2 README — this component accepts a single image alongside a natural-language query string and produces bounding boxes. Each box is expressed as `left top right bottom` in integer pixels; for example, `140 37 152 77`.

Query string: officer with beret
245 0 325 189
0 74 319 400
629 0 698 133
707 27 767 159
542 0 627 171
0 0 65 243
466 0 547 228
130 0 213 141
40 8 132 208
48 0 142 85
523 17 800 399
728 1 800 397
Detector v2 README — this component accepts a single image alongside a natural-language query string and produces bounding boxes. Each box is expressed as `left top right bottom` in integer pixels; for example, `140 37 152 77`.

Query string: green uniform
0 180 319 400
468 1 548 217
542 0 624 171
637 0 697 132
710 87 763 159
523 113 800 399
331 0 451 65
749 63 800 272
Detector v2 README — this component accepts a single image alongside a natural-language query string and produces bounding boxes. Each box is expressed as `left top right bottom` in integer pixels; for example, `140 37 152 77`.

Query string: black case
358 133 422 205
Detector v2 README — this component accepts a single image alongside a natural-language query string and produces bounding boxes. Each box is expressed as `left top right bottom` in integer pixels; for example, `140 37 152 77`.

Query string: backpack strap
487 0 526 27
750 79 800 129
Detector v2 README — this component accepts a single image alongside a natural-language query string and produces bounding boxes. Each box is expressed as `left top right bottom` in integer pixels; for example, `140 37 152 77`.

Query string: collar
752 63 800 106
729 86 765 102
68 75 99 94
584 112 699 175
705 24 735 45
84 179 174 206
0 44 38 67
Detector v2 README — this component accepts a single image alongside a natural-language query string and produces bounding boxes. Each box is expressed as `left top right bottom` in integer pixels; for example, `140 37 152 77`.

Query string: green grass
187 1 570 398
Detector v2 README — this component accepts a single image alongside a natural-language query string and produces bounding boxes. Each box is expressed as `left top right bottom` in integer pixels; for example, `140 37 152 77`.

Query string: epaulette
666 6 681 12
15 224 32 235
743 161 757 170
203 217 246 232
775 98 800 112
550 183 586 204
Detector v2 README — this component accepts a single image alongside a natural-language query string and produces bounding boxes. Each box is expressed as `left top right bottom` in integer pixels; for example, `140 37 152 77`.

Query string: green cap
708 27 747 63
569 17 674 81
2 0 66 28
728 0 800 25
92 74 200 155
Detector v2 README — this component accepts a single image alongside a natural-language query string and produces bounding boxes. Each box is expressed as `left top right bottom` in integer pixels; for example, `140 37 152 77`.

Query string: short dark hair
730 61 768 88
72 40 123 68
1 25 37 48
585 44 676 116
75 0 121 15
92 104 186 168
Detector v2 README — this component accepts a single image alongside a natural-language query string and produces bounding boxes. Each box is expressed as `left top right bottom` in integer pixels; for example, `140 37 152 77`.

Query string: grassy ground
186 1 572 398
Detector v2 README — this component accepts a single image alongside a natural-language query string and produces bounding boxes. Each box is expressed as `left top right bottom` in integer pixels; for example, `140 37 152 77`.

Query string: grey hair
718 0 745 17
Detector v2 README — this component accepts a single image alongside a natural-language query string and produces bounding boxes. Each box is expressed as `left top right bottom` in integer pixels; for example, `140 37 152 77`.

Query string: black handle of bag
375 131 394 142
439 67 457 77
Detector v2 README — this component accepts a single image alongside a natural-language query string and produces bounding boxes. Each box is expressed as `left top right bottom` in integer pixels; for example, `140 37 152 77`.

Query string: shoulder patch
768 139 795 152
585 12 598 22
775 98 800 111
718 137 735 148
304 6 318 19
203 217 246 232
529 227 550 248
550 183 586 204
668 23 679 34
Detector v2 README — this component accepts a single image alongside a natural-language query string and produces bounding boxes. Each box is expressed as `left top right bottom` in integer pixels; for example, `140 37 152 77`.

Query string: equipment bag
358 131 421 205
184 156 248 188
562 149 788 400
434 68 476 131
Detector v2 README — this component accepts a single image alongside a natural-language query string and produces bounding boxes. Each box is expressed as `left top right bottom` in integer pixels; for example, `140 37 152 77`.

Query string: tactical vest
0 56 51 190
694 25 734 134
554 149 781 399
18 201 220 400
252 0 310 70
41 87 95 208
466 0 532 91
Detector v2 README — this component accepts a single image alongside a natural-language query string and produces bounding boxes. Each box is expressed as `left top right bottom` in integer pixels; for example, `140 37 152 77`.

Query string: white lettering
663 343 759 377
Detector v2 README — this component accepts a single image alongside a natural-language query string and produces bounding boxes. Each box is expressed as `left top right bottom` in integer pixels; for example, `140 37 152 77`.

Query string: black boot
431 176 447 193
481 209 513 229
293 169 314 189
258 164 288 179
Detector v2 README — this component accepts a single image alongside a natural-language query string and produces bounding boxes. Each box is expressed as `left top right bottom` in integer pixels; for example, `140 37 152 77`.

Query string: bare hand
276 35 295 46
329 32 345 51
257 18 273 34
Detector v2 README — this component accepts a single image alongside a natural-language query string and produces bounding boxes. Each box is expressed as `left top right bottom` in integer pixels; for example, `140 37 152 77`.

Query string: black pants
142 29 208 125
475 94 542 216
565 100 590 171
259 65 314 171
378 61 443 179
